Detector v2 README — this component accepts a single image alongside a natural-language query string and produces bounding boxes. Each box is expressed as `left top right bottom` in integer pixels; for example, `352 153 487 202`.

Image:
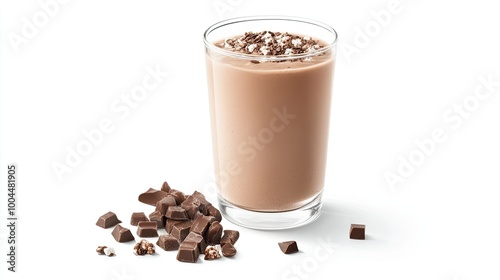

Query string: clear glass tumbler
204 16 337 229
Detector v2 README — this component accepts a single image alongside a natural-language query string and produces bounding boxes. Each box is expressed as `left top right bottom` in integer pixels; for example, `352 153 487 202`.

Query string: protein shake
204 17 337 229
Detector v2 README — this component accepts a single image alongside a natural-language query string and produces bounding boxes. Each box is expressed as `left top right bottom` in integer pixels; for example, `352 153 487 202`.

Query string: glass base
218 193 323 230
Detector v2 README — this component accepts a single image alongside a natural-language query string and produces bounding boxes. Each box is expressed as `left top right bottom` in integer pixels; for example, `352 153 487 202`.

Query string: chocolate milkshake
204 17 337 229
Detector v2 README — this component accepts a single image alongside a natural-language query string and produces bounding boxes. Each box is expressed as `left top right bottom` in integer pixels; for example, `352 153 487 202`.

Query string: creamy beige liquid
206 41 335 212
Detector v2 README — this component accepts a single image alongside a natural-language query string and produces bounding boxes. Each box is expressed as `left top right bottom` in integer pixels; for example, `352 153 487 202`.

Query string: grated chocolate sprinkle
218 31 324 60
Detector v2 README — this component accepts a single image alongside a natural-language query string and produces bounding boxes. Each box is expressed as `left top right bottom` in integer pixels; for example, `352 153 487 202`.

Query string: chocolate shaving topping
219 31 325 62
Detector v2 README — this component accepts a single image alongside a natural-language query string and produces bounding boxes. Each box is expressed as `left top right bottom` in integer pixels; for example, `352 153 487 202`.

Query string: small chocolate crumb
96 246 107 255
350 224 365 240
278 241 299 254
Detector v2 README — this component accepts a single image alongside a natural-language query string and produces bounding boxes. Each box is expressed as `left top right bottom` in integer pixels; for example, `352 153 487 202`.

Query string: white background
1 0 500 279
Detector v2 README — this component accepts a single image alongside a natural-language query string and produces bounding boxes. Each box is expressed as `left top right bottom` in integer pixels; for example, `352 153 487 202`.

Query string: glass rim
203 15 338 62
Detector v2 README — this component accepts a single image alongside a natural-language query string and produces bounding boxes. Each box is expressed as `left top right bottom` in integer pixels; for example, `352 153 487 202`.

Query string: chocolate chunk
149 211 166 228
190 215 215 236
165 206 189 221
171 220 193 242
204 245 222 260
156 235 179 251
161 181 171 192
181 194 207 215
111 224 134 242
166 219 181 233
205 221 223 245
220 230 239 245
138 188 169 206
207 205 222 222
96 211 121 228
192 211 204 221
221 243 237 257
350 224 365 240
177 241 199 263
137 221 158 238
186 205 201 219
130 212 149 226
278 241 299 254
155 195 177 215
168 189 186 204
184 232 207 254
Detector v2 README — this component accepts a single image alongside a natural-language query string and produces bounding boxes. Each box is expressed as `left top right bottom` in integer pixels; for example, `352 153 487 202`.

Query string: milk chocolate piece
207 205 222 222
350 224 365 240
185 205 200 220
149 211 165 228
156 235 179 251
137 221 158 238
190 215 215 236
192 211 204 221
165 206 189 221
184 232 207 254
278 241 299 254
176 241 199 263
220 230 239 245
168 189 186 204
138 188 169 206
171 220 193 242
111 224 134 242
130 212 149 226
181 195 207 215
205 221 223 245
155 196 177 215
96 211 121 228
161 181 171 192
221 243 237 257
166 219 181 233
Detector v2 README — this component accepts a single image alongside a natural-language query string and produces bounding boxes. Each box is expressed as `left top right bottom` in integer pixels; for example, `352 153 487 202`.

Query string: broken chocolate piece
170 220 193 242
138 188 169 206
130 212 149 226
111 224 134 242
176 241 199 263
165 206 189 221
350 224 365 240
156 235 180 251
205 221 223 245
221 243 237 257
220 230 240 245
155 195 177 215
96 246 107 254
137 221 158 238
207 205 222 222
168 189 186 204
149 211 165 228
184 232 207 254
190 215 215 236
278 241 299 254
96 211 121 229
166 219 181 234
161 181 171 192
